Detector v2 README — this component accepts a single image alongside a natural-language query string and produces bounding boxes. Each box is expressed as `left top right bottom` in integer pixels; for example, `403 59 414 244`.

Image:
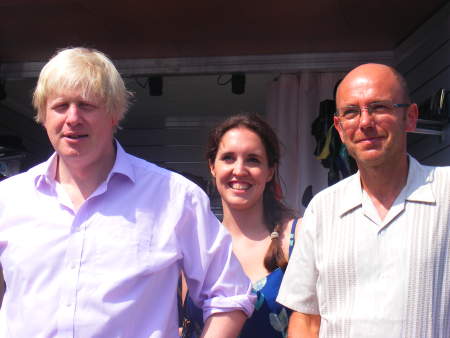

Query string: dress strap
288 217 299 258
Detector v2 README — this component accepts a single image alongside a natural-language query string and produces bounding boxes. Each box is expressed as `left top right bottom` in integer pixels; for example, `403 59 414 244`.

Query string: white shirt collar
337 155 435 217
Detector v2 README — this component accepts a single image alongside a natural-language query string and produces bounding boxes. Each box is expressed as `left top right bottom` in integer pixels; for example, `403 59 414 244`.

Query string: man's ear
405 103 418 132
112 116 119 127
334 115 346 143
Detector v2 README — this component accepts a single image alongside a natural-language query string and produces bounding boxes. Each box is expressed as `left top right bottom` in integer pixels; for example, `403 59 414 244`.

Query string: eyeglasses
336 101 410 121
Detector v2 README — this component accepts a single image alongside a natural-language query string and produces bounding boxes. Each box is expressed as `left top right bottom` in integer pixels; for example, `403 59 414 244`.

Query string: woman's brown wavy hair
206 113 297 271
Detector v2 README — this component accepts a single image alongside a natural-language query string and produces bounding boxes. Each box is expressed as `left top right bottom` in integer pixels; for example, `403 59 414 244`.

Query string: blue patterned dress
182 218 298 338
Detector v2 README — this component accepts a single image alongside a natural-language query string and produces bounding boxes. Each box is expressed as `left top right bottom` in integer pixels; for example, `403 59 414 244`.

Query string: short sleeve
176 186 255 321
277 204 320 314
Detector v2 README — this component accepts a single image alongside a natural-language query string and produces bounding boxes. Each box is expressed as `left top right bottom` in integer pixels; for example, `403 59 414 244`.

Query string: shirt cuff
202 292 256 321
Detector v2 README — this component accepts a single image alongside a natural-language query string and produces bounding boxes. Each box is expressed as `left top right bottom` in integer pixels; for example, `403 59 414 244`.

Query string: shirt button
66 303 72 307
71 263 76 270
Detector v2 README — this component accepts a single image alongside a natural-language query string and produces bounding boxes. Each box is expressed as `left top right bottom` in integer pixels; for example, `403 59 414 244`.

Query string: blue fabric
183 218 298 338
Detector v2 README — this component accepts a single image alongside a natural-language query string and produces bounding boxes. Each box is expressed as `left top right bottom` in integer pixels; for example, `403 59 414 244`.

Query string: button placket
57 220 86 334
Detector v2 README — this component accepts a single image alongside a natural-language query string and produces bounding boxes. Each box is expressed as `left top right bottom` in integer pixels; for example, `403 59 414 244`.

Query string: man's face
334 65 418 169
44 89 117 169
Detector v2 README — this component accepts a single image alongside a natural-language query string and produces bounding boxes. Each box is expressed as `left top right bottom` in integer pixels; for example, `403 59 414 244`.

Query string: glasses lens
339 101 399 121
368 102 394 114
340 107 360 120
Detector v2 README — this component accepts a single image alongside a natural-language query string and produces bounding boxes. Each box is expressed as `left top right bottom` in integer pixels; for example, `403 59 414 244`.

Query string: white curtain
266 72 345 214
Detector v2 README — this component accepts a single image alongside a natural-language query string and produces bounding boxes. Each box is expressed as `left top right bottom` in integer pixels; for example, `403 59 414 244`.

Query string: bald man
277 64 450 338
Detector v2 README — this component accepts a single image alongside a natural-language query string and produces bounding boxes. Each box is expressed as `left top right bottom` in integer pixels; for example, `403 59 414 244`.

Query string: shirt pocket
88 213 178 277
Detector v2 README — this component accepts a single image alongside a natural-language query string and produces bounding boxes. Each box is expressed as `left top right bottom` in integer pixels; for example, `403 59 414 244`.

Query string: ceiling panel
0 0 447 62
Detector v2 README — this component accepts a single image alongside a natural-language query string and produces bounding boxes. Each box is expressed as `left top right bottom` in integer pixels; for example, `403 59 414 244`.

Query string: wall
396 3 450 165
0 104 52 171
116 73 272 183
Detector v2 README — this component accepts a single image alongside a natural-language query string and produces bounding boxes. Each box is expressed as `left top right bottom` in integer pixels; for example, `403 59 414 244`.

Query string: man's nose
66 104 82 124
358 107 375 128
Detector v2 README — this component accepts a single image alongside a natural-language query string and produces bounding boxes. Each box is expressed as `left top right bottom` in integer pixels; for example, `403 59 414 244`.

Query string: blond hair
33 47 132 123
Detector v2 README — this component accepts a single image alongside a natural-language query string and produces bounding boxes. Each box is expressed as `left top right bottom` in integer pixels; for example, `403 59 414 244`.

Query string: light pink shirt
0 142 254 338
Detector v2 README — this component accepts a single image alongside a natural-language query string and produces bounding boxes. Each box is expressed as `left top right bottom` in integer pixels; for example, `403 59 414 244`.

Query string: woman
182 113 300 338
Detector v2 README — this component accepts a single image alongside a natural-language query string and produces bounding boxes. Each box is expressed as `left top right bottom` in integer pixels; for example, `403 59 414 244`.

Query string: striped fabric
278 156 450 338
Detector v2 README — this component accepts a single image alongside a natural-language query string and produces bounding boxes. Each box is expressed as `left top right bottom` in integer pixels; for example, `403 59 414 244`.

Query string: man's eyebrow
341 100 390 107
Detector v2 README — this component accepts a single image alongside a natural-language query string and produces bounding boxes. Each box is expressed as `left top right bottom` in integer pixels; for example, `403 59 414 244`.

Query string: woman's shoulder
281 217 301 239
278 217 301 259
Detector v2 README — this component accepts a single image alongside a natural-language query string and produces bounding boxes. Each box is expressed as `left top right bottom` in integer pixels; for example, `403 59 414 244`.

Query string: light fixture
0 78 6 101
148 76 163 96
231 73 245 95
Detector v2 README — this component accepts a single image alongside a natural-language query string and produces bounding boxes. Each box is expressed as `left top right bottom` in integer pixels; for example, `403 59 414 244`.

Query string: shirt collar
106 140 136 184
403 155 435 204
337 171 363 217
34 139 136 189
337 155 436 217
34 153 58 189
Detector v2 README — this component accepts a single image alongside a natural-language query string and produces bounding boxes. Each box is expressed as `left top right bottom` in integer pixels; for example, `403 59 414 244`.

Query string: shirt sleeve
176 186 255 322
277 203 320 314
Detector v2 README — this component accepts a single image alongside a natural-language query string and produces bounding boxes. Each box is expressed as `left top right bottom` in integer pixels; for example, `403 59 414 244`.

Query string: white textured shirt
278 156 450 338
0 142 254 338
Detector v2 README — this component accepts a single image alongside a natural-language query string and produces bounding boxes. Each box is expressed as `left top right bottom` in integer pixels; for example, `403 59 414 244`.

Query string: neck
222 202 269 241
358 155 409 220
56 146 116 202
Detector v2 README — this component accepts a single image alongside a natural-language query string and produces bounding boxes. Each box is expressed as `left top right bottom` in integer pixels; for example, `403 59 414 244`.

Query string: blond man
0 47 254 338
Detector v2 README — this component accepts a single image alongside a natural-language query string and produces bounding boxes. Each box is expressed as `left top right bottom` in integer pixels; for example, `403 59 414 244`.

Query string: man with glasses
278 63 450 337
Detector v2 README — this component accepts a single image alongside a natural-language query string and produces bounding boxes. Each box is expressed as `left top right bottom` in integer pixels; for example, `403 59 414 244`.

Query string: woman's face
210 127 274 212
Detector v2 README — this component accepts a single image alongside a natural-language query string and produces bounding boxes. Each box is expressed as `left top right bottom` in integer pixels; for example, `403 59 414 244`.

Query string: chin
224 199 250 211
358 154 387 167
58 149 84 159
229 205 252 212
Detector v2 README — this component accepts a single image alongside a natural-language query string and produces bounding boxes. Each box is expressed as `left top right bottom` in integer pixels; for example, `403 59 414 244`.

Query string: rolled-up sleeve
176 186 255 321
277 205 320 314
